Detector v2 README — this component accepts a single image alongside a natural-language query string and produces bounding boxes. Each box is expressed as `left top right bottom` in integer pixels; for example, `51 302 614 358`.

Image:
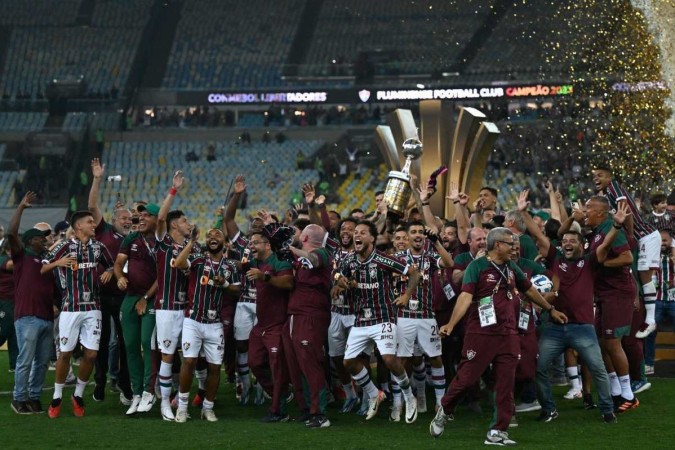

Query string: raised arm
223 175 245 239
517 189 550 257
447 182 470 244
88 158 105 226
427 228 454 268
174 227 198 270
596 201 630 263
156 170 185 239
7 191 37 254
302 183 324 227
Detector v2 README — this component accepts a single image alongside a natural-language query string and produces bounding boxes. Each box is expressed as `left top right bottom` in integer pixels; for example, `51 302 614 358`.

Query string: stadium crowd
1 156 673 446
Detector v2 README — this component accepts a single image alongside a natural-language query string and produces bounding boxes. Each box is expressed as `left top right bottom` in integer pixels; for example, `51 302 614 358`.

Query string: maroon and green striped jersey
394 249 441 319
461 257 532 335
186 254 239 323
604 179 656 239
154 233 195 311
231 232 256 304
326 235 354 315
43 238 114 312
339 249 409 327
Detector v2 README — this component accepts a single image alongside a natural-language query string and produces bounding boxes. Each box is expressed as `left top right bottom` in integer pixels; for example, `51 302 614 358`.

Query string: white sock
608 372 621 396
619 375 634 400
643 281 657 325
178 392 189 411
352 367 378 399
390 373 402 408
431 366 446 405
74 378 87 398
392 372 413 400
159 361 173 405
53 383 65 400
342 382 356 400
196 369 207 391
202 399 214 410
567 366 581 391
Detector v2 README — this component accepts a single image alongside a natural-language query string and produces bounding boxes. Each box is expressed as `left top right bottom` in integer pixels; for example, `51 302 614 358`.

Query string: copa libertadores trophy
382 137 423 217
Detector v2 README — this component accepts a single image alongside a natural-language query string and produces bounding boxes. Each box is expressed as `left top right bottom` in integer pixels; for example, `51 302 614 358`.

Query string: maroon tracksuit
248 253 293 415
283 248 332 415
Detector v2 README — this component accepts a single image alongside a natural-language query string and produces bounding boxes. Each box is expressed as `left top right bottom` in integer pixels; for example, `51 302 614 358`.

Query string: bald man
284 224 333 428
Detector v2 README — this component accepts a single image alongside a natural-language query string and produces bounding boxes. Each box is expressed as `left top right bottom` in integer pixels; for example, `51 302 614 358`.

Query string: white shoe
635 323 657 339
137 391 156 413
429 405 452 437
389 405 401 422
405 395 418 424
645 365 654 375
564 388 583 400
485 430 517 446
175 408 188 423
201 408 218 422
161 404 175 421
126 395 141 415
417 392 427 414
365 390 385 420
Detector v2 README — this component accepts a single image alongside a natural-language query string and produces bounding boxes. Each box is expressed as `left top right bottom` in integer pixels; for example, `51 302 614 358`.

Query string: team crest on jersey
183 342 190 351
560 262 568 272
61 337 68 345
369 268 377 278
163 339 171 348
466 349 476 360
172 250 179 256
577 260 585 268
223 269 231 279
363 308 372 319
487 274 496 283
594 235 602 243
422 260 430 270
69 244 78 253
93 247 101 259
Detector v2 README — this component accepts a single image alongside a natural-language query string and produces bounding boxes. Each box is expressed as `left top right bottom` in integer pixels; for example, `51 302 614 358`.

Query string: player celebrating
593 165 661 337
391 221 453 420
43 211 115 418
334 221 421 424
173 227 239 422
154 170 193 420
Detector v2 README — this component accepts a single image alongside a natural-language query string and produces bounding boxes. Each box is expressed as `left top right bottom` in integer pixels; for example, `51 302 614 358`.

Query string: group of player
4 155 674 446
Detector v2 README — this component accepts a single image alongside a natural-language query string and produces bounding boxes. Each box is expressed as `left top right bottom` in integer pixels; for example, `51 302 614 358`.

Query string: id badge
518 301 530 331
443 283 456 300
478 296 497 327
668 288 675 302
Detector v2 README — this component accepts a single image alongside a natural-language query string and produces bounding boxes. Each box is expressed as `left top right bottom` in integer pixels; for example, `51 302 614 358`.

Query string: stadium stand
97 139 323 229
0 112 48 131
0 0 81 26
62 112 121 132
162 0 305 89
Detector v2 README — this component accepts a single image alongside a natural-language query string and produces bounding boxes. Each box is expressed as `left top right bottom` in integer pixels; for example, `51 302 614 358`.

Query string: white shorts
58 310 102 352
181 318 224 365
344 322 397 360
396 318 442 358
156 310 184 355
637 231 661 271
328 312 355 357
234 302 257 341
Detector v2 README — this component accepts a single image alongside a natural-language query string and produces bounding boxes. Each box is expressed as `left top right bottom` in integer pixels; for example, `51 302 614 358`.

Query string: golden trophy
382 137 423 216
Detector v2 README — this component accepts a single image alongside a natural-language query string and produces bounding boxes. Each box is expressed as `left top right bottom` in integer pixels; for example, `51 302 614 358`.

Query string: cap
534 211 551 222
137 203 160 216
22 228 51 245
54 220 70 234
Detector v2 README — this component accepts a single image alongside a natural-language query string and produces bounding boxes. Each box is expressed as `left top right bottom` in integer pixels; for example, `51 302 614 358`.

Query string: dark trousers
249 324 289 415
283 313 330 415
441 333 518 431
95 294 132 397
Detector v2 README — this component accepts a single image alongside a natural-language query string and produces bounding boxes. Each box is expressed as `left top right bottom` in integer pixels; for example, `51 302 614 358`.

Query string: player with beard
562 196 639 413
284 224 333 428
43 211 115 418
392 226 409 252
390 221 453 421
173 227 239 422
223 175 265 405
87 158 134 404
246 226 295 422
115 203 159 415
452 228 487 287
334 221 421 424
324 217 361 412
593 166 661 337
154 170 195 420
430 228 567 445
518 190 628 423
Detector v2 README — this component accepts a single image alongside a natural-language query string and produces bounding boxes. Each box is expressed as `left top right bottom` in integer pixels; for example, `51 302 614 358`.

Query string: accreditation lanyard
490 260 514 300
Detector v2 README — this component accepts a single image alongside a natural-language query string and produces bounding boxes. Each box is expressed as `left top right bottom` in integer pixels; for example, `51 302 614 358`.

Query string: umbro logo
301 340 309 346
270 347 278 353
